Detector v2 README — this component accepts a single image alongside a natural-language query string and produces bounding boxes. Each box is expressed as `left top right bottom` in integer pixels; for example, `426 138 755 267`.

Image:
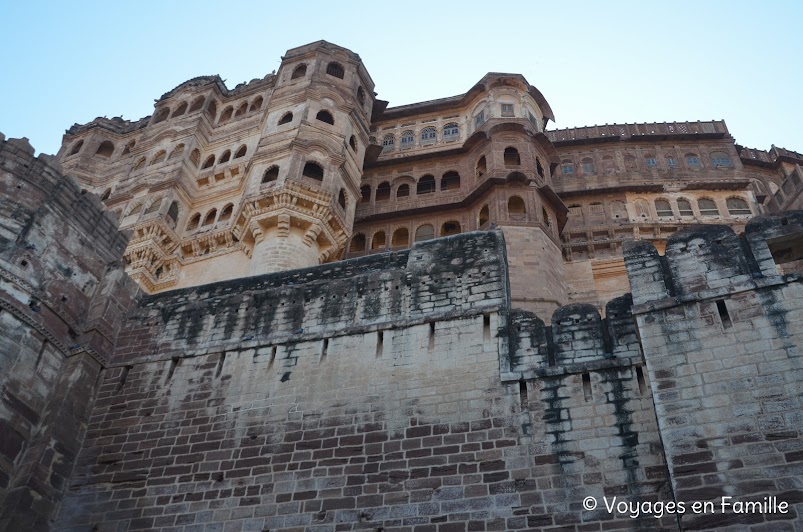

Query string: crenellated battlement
624 212 803 308
501 294 641 381
112 230 508 365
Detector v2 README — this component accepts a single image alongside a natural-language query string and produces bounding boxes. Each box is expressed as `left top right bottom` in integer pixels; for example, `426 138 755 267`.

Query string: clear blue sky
1 0 801 156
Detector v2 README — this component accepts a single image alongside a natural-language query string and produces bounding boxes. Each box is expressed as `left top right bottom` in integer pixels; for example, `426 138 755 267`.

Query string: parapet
112 231 510 364
625 211 803 307
501 294 641 381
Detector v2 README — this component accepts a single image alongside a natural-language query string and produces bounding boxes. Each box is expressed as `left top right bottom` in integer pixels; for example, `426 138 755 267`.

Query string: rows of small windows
360 172 462 203
185 204 235 232
152 94 264 127
567 196 752 224
68 138 135 159
349 222 462 253
123 198 180 227
349 195 546 253
378 123 460 153
259 163 348 210
259 162 327 184
276 109 358 152
559 151 733 175
289 62 368 108
472 103 538 129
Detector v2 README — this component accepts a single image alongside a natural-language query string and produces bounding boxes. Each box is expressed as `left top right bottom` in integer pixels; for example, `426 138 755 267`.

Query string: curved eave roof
375 73 555 123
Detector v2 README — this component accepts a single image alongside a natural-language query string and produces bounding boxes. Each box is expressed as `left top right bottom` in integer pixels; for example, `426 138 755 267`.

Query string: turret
235 41 376 274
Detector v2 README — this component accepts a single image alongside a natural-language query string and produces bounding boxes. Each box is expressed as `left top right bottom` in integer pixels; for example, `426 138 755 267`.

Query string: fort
1 40 803 531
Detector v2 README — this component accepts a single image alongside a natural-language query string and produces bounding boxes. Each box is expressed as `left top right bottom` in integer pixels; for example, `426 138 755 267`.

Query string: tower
236 41 375 274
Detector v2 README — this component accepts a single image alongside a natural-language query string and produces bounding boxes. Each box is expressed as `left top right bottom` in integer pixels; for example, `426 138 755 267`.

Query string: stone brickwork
0 135 138 531
625 213 803 529
5 32 803 531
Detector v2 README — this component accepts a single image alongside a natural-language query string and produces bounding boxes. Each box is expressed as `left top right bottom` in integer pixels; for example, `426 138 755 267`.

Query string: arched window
376 182 391 201
302 162 324 181
441 171 460 191
234 145 247 159
338 190 347 209
561 159 574 175
249 96 263 112
634 199 650 218
171 102 188 117
478 205 490 227
655 199 673 217
349 135 357 151
189 97 205 112
711 151 733 167
589 203 607 222
400 130 414 148
357 86 366 106
414 224 434 242
202 209 217 226
382 134 395 153
153 108 169 123
441 221 461 236
536 158 544 178
360 185 371 203
542 207 551 227
235 103 247 117
186 213 201 231
133 157 146 171
508 196 526 219
726 197 751 215
150 151 166 165
219 106 233 123
96 141 115 158
190 149 200 167
145 200 161 215
698 198 719 216
291 64 307 79
349 233 366 253
127 204 143 217
202 155 215 169
644 153 658 168
371 231 386 250
168 144 185 160
677 198 693 217
420 127 437 144
219 150 232 164
167 201 179 224
391 228 409 248
316 110 334 125
219 204 233 222
666 154 678 168
623 154 638 171
69 140 84 155
122 141 135 155
581 157 595 174
476 156 487 177
326 62 345 79
417 175 436 195
396 183 410 198
686 153 701 168
601 155 616 174
262 166 279 183
278 112 293 125
369 135 377 144
206 100 217 120
443 123 459 141
504 147 521 166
